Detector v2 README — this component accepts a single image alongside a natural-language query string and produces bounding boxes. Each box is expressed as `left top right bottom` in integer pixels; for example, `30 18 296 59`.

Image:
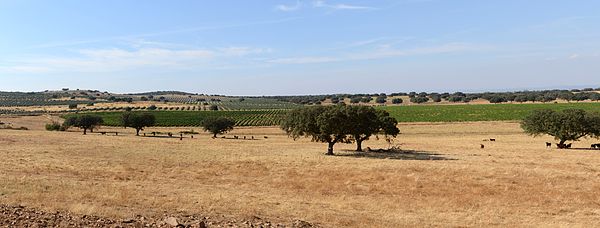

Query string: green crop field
64 110 288 127
63 102 600 127
377 102 600 122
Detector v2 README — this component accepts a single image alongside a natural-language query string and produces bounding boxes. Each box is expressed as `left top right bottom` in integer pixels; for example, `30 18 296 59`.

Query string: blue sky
1 0 599 95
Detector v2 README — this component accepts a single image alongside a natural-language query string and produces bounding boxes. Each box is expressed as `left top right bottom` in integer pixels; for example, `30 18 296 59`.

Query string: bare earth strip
1 116 600 227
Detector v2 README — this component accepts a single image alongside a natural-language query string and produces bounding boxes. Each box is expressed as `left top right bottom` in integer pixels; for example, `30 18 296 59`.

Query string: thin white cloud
27 17 302 49
1 45 271 73
267 56 340 64
219 47 272 56
569 54 580 59
0 66 51 74
312 0 376 10
276 1 302 11
267 43 483 64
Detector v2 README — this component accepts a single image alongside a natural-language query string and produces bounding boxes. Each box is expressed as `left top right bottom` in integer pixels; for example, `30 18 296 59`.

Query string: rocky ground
0 204 315 228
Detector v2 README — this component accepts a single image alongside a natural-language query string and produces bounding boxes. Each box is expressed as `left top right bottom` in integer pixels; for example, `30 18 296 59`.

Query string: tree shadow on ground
562 148 600 151
337 149 455 161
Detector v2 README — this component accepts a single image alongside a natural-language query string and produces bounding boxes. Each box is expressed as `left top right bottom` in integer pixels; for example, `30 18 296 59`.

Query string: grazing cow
490 138 496 142
168 133 173 137
101 132 106 135
264 136 268 139
546 142 552 148
480 144 485 149
558 143 572 149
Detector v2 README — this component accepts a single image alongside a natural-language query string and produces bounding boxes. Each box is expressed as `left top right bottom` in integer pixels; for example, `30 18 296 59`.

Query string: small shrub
410 97 429 104
45 122 65 131
392 98 403 104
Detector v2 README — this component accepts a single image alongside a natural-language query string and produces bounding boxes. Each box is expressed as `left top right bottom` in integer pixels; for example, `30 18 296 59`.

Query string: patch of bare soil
0 204 315 228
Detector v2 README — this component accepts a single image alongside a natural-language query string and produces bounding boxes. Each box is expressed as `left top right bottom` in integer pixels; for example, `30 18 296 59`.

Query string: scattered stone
0 204 317 227
122 218 136 223
293 220 314 228
164 217 180 226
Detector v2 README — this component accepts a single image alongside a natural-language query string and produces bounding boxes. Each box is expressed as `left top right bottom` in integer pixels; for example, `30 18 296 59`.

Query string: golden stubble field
2 116 600 227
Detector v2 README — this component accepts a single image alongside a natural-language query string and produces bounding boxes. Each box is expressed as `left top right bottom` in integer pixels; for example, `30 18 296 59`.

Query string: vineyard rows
64 110 289 127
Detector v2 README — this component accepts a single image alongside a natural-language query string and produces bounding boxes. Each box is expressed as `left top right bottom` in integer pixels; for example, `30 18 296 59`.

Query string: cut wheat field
1 116 600 227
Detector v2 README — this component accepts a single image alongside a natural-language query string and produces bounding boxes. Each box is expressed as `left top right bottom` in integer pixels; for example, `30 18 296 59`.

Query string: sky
1 0 600 95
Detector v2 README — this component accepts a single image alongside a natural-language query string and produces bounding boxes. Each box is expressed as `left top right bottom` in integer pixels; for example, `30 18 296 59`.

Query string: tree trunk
90 128 94 133
136 129 140 136
356 140 363 152
326 142 335 155
213 133 217 138
83 128 87 135
557 139 567 148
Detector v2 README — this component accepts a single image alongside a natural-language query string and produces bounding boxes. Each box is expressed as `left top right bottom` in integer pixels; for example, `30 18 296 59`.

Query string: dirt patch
0 204 315 227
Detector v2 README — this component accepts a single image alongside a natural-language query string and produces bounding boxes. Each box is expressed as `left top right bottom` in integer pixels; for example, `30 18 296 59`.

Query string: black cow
557 143 567 149
546 142 552 148
480 144 485 149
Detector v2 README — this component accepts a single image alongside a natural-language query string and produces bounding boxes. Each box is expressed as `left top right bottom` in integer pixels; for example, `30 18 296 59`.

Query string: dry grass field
2 116 600 227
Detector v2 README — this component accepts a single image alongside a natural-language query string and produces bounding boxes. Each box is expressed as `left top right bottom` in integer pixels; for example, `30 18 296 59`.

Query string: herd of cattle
546 142 600 149
482 139 600 150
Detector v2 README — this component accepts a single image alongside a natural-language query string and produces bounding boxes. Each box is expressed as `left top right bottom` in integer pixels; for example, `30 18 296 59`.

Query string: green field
377 102 600 122
64 110 287 127
64 102 600 126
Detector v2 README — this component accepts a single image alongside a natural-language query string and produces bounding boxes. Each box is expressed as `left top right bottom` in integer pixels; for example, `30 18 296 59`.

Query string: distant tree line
271 88 600 105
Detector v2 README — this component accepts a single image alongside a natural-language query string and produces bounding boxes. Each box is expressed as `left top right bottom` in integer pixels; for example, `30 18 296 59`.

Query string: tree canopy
346 106 400 151
521 109 600 146
281 105 400 155
63 115 103 135
202 117 235 137
122 112 156 136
